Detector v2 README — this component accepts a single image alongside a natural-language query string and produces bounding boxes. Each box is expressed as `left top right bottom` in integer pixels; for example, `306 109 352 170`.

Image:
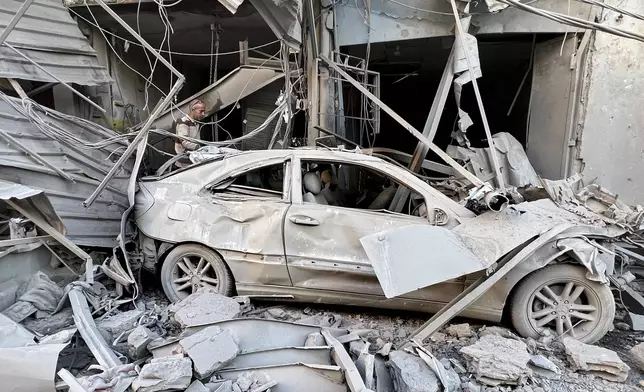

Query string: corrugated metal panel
242 80 283 150
0 0 111 85
0 96 131 248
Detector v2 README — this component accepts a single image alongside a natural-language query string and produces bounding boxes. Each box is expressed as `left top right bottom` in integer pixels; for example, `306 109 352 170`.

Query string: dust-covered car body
135 148 626 342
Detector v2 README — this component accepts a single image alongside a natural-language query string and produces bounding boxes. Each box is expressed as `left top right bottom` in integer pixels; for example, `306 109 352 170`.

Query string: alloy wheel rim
171 254 219 296
527 279 600 340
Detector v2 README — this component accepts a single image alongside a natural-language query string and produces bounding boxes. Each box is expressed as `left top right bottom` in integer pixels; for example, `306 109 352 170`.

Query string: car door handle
289 215 320 226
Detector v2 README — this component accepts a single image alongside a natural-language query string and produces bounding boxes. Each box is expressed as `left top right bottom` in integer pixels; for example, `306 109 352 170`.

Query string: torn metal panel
557 238 612 284
217 0 244 14
0 0 111 85
226 346 333 369
68 288 121 369
321 329 372 392
248 0 302 52
449 132 540 189
0 313 35 348
218 363 347 392
151 66 285 131
185 318 346 353
0 95 131 247
0 343 67 392
0 180 63 234
360 225 486 299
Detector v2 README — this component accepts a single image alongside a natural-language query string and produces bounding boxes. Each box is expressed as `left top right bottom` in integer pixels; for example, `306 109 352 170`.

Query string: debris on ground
388 350 440 392
180 326 239 378
563 336 630 382
168 290 241 327
132 356 193 392
459 334 532 386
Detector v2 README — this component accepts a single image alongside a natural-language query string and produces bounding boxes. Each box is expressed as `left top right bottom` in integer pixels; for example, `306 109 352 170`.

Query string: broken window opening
300 160 427 218
208 161 289 200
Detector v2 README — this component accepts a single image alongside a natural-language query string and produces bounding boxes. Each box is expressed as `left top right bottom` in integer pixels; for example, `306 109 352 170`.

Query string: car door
283 154 467 310
196 155 293 288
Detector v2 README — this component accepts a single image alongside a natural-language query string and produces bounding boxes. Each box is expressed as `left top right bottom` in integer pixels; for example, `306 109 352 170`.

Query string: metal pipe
0 0 35 46
3 42 106 114
448 0 506 193
94 0 183 79
83 78 185 207
320 55 484 187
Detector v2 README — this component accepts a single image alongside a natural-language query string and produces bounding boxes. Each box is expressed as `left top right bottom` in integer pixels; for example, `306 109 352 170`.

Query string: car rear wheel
160 244 234 302
509 264 614 344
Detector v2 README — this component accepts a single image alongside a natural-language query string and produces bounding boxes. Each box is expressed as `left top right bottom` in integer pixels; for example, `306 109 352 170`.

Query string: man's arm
176 123 200 151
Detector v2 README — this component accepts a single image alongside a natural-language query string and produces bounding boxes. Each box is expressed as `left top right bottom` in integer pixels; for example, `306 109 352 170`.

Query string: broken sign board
360 224 486 299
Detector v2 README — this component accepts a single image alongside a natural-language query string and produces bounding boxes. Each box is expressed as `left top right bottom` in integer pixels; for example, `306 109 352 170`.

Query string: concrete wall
336 0 593 46
575 0 644 205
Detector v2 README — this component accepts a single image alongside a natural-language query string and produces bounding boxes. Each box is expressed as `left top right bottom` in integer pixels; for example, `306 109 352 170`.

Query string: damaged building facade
17 0 642 203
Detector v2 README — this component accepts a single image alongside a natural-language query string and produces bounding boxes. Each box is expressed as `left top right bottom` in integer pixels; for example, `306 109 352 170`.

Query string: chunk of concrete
459 334 531 386
131 356 192 392
563 337 630 382
186 380 211 392
97 309 144 336
446 323 473 338
128 326 159 359
305 332 325 347
375 355 394 392
478 326 519 340
388 351 439 392
180 326 239 378
630 342 644 372
528 354 560 379
207 380 233 392
169 291 241 327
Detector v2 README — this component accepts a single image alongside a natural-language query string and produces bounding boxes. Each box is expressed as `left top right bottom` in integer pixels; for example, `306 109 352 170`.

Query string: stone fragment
97 309 144 336
459 334 531 386
463 381 481 392
388 351 439 392
429 332 447 343
186 380 211 392
128 326 159 359
478 326 519 340
131 356 192 392
563 337 630 382
304 332 325 347
350 340 370 358
169 291 241 327
356 353 375 389
446 323 473 338
378 342 393 357
528 354 560 379
630 342 644 372
180 326 239 378
297 315 333 327
209 380 233 392
266 307 287 319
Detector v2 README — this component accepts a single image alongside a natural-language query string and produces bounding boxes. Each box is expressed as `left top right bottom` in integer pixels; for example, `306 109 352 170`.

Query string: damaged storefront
3 0 644 391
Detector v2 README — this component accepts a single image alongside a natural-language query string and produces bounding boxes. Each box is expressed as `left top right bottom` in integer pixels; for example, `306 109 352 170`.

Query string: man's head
188 99 206 120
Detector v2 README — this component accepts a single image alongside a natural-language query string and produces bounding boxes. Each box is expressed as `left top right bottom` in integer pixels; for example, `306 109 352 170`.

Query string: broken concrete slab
528 354 560 380
355 352 375 390
630 342 644 372
563 337 630 382
97 309 144 337
131 356 193 392
180 326 239 378
446 323 473 339
388 350 439 392
128 326 159 359
478 326 519 340
186 380 211 392
169 291 241 327
209 380 233 392
459 334 531 386
375 355 394 392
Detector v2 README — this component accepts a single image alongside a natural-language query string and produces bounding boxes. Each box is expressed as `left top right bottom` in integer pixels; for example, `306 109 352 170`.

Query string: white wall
575 0 644 204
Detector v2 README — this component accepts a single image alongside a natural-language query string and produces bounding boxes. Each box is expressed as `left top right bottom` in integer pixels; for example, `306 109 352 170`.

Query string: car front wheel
160 244 234 302
509 264 614 344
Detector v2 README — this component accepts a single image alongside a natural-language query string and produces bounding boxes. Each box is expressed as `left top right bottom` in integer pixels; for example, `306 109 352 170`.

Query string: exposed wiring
68 8 280 57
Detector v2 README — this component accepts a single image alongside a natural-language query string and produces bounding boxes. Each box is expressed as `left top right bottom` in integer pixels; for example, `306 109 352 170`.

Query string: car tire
160 244 234 302
509 263 614 344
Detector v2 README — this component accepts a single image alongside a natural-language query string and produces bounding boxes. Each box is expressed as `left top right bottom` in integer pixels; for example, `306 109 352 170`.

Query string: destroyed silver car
135 149 623 343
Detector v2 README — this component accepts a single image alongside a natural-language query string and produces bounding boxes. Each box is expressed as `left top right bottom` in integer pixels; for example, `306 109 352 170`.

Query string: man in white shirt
174 99 206 167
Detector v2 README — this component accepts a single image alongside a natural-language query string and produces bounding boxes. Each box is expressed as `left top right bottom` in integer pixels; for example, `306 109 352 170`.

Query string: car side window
300 160 427 218
208 162 287 199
